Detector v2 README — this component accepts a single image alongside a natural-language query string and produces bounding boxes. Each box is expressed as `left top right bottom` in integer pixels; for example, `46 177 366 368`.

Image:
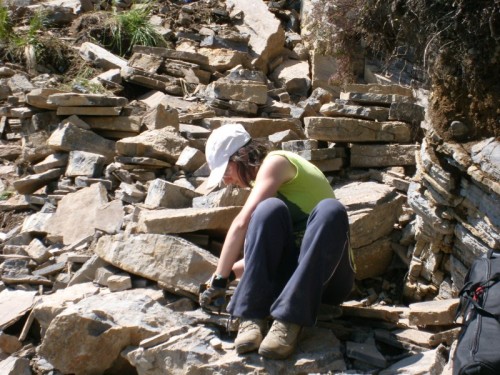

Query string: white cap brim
205 159 229 190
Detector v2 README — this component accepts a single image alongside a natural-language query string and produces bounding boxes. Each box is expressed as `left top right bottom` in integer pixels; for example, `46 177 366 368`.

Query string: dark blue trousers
227 197 355 326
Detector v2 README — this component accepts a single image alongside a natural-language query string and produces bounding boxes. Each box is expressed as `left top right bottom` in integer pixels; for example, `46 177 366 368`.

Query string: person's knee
252 198 288 222
314 199 348 225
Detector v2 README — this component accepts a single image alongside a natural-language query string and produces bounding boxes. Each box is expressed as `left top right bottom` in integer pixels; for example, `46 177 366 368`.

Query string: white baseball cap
205 124 251 189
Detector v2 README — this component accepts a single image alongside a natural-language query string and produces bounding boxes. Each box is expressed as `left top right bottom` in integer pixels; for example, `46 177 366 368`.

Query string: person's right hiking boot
258 319 302 359
234 318 267 354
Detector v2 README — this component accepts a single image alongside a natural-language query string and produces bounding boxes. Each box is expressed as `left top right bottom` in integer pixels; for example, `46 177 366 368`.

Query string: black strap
456 272 500 322
465 294 500 321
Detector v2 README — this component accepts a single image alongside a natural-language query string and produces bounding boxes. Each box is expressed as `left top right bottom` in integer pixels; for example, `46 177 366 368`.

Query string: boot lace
239 319 264 334
269 320 300 340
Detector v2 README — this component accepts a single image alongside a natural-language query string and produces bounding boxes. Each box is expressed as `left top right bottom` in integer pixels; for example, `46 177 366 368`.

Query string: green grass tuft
108 5 166 56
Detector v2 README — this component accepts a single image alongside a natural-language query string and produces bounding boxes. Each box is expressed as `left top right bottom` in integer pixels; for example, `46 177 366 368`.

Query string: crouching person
199 124 355 359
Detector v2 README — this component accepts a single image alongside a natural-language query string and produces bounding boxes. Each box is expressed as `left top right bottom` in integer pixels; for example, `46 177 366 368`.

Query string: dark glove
199 272 235 313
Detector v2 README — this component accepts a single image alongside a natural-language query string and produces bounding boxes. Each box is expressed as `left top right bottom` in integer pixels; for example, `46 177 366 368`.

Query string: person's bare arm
214 155 296 277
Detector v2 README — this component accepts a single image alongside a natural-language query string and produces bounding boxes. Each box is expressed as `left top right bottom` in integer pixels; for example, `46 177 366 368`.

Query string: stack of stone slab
404 136 499 301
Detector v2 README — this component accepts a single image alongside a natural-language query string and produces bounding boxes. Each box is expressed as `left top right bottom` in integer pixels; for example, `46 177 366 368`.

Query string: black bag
453 250 500 375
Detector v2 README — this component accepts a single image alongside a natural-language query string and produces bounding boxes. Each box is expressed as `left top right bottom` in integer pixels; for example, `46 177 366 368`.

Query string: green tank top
267 150 335 232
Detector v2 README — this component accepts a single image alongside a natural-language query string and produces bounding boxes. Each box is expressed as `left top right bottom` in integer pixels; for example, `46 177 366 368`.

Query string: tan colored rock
116 127 188 164
0 289 38 330
32 282 100 336
320 102 389 121
33 153 69 174
193 186 251 209
379 345 447 375
145 179 200 209
305 117 412 143
142 98 179 131
226 0 285 72
352 237 393 280
205 80 268 105
56 106 122 116
341 301 407 322
25 238 51 264
127 325 346 375
132 46 211 71
335 181 405 248
107 274 132 292
26 88 65 109
310 52 338 94
409 298 460 326
44 184 124 245
94 233 218 297
47 123 116 162
13 168 64 195
270 59 311 97
0 332 22 354
343 83 413 97
175 146 205 173
38 289 192 375
79 42 128 70
48 93 128 107
197 48 250 72
350 144 418 168
0 356 31 375
202 117 304 138
137 206 241 235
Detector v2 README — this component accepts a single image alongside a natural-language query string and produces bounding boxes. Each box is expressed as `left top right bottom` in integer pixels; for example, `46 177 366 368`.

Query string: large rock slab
201 117 304 138
44 183 124 245
350 144 418 167
94 233 218 298
26 88 64 109
33 282 100 336
270 59 311 97
13 168 64 195
0 289 37 330
81 115 141 133
409 299 460 326
304 117 412 143
204 80 268 104
38 289 193 375
144 179 200 209
47 123 116 162
116 127 188 164
351 237 393 280
79 42 128 70
137 206 242 235
226 0 285 72
47 93 128 107
335 181 405 279
335 181 405 249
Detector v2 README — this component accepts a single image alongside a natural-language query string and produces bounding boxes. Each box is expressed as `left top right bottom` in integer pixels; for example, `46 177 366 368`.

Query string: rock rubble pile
0 0 498 374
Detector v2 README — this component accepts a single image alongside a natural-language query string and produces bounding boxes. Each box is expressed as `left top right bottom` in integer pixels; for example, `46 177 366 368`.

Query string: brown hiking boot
258 319 302 359
235 318 267 354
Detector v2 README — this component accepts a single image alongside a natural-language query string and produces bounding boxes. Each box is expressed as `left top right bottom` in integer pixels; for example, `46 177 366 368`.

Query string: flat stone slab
137 206 242 234
47 93 128 107
305 117 412 143
94 233 218 297
409 298 460 326
202 117 304 138
0 289 37 330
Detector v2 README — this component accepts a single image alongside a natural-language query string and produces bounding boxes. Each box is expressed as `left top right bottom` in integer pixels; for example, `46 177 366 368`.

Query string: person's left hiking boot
235 318 267 354
258 319 302 359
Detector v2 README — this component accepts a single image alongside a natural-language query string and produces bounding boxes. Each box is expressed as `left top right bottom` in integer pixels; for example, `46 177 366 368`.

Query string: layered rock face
0 0 497 374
